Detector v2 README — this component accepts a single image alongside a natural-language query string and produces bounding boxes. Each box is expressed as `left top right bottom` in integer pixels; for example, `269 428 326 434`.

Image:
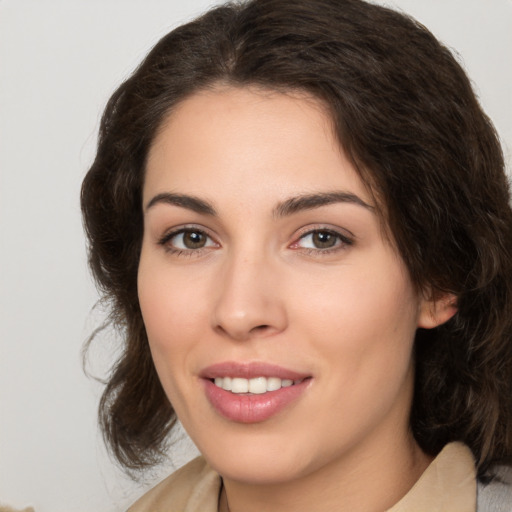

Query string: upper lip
199 361 310 381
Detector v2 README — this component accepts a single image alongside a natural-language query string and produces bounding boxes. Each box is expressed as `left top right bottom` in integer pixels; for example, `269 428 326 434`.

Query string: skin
138 86 456 512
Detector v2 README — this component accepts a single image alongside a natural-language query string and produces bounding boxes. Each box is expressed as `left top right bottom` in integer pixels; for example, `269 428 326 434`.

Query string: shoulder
127 456 222 512
477 464 512 512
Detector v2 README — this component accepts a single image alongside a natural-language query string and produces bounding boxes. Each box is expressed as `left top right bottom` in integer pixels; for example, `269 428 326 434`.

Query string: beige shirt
127 442 476 512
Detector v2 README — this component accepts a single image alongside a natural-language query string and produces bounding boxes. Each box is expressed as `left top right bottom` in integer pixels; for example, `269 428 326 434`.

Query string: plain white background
1 1 510 511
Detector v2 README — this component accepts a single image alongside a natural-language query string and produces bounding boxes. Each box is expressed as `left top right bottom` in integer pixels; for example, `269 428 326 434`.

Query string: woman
81 0 512 510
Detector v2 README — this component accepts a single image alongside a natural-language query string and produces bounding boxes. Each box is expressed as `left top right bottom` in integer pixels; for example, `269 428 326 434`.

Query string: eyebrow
273 191 374 218
145 193 216 215
145 190 373 217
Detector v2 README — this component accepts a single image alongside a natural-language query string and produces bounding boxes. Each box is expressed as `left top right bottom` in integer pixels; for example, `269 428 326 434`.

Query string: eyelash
157 226 354 257
158 226 218 257
290 227 354 255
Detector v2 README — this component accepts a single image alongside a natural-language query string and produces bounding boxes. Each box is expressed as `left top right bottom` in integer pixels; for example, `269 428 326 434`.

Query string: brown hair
81 0 512 474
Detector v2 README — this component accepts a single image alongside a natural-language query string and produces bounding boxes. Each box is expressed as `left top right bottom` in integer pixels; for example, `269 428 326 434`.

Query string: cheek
302 262 416 327
137 258 209 415
299 265 419 434
137 252 208 374
295 257 419 383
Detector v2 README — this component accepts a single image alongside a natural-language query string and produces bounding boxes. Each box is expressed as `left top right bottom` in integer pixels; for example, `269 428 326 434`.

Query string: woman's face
138 86 435 485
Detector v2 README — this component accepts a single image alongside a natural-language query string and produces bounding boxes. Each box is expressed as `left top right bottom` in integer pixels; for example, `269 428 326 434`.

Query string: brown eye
181 230 208 249
311 231 338 249
294 229 353 251
161 229 217 251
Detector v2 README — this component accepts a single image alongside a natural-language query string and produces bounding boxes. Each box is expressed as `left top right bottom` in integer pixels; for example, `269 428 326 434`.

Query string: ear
418 292 458 329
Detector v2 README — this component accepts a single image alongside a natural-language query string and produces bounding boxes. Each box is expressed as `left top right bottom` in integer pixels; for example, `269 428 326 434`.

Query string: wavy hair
81 0 512 474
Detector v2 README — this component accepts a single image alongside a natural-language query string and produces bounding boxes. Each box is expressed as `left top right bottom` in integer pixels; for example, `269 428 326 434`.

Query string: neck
221 433 431 512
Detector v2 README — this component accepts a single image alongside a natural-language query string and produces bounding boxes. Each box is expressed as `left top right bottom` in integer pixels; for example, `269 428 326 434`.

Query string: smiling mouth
203 365 312 422
212 376 306 394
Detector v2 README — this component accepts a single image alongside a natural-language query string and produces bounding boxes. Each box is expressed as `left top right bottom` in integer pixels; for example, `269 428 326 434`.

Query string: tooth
266 377 281 391
231 377 249 393
213 376 298 393
249 377 267 394
222 377 232 391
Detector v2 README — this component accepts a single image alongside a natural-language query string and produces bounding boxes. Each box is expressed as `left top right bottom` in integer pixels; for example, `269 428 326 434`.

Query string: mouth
200 362 312 423
211 376 306 394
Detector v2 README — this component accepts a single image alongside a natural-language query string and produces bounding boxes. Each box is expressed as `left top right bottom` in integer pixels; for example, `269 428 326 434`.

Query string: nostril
252 325 270 332
248 325 274 336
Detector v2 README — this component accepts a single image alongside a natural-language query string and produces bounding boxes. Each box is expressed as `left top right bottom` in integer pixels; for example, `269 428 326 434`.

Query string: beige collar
128 442 476 512
387 442 476 512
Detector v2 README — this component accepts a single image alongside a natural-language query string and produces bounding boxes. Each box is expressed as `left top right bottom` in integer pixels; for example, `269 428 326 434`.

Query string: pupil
184 231 205 249
313 231 336 248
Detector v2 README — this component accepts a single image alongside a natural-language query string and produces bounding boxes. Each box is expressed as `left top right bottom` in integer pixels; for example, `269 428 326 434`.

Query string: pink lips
200 362 312 424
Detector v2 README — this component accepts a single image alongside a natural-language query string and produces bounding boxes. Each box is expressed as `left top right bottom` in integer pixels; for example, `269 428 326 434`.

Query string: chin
211 455 308 485
195 429 317 485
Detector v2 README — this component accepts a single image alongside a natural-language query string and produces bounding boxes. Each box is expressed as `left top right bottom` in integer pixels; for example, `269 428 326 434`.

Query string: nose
211 251 288 341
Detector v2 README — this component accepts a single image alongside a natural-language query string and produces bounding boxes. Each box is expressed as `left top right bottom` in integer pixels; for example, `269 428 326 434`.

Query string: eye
159 228 217 252
293 229 353 251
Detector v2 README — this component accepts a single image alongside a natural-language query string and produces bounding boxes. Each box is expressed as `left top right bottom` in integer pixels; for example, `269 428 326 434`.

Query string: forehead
144 86 373 210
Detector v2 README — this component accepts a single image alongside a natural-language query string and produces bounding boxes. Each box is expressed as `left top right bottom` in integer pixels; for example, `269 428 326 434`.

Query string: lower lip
203 378 311 423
